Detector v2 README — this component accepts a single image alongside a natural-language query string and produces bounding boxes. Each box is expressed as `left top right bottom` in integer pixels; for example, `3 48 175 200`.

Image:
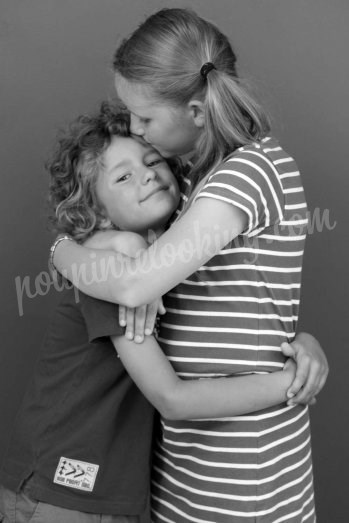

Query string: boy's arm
79 231 328 406
83 229 148 256
112 333 296 420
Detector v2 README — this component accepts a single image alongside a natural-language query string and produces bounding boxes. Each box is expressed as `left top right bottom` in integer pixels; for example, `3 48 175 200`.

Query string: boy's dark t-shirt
0 288 154 515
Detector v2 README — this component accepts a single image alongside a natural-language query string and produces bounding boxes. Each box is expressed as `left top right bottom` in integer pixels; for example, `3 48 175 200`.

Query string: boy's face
96 136 180 236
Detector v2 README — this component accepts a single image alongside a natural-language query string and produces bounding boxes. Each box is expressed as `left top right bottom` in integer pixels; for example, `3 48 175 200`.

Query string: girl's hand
119 298 166 343
281 332 329 406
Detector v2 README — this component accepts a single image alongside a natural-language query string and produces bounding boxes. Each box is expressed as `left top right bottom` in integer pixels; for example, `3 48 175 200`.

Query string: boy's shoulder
47 286 123 345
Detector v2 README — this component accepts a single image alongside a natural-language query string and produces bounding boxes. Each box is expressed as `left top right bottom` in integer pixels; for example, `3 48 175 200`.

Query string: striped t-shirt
151 137 315 522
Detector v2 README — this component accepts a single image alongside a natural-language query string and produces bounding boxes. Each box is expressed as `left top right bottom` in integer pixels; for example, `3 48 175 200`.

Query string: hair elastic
200 62 216 80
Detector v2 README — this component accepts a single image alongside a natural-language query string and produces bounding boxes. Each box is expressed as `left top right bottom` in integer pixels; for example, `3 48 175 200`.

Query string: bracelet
49 234 74 276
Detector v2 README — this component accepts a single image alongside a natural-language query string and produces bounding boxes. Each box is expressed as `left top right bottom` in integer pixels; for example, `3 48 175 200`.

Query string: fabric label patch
53 457 99 492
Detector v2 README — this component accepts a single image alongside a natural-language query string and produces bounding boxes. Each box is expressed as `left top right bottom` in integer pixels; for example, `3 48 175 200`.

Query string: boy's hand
119 299 166 343
83 230 122 250
84 230 160 342
282 358 316 406
281 332 329 406
283 357 297 381
83 230 148 256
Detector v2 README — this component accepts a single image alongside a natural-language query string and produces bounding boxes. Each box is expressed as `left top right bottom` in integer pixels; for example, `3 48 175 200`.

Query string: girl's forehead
115 74 155 109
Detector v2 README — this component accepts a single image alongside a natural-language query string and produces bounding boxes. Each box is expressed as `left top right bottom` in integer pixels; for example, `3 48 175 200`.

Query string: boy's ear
188 100 205 128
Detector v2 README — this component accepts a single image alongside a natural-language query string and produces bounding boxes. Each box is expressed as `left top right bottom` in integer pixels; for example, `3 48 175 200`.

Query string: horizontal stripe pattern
152 137 314 521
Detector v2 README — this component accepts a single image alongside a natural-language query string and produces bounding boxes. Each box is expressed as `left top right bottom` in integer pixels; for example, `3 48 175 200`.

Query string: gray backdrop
1 1 348 521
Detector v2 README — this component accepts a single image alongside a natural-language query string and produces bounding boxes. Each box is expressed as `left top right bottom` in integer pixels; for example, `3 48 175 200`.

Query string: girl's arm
80 228 296 420
112 332 296 420
58 227 328 405
54 197 247 306
55 214 328 406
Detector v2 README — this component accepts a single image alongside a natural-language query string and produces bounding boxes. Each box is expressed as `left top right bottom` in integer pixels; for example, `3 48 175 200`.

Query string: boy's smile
140 184 169 203
95 136 180 238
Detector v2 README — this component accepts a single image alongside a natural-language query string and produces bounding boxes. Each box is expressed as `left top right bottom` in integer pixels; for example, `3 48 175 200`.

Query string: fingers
120 299 165 345
281 342 296 358
286 356 310 400
157 298 166 316
286 348 329 406
283 357 295 372
287 356 328 406
289 395 317 407
288 364 319 405
282 335 330 407
314 357 329 396
144 302 159 337
289 365 328 406
120 305 143 342
132 305 147 344
125 307 136 341
119 306 127 328
317 367 329 396
121 306 146 342
287 356 328 405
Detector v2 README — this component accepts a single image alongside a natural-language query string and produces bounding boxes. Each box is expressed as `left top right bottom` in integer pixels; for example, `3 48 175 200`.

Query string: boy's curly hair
47 101 130 242
48 101 183 241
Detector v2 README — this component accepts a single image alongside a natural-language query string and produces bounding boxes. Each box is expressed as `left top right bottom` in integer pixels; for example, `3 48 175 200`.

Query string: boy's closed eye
116 173 132 183
147 158 164 167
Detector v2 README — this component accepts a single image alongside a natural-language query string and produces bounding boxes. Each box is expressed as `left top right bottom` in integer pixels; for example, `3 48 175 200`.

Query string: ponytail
188 72 270 193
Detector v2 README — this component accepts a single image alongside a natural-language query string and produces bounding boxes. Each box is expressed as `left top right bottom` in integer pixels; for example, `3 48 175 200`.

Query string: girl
52 9 327 522
0 104 299 523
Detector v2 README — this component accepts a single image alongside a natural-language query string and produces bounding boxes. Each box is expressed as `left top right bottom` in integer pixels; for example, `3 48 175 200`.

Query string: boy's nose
142 167 157 184
130 115 144 136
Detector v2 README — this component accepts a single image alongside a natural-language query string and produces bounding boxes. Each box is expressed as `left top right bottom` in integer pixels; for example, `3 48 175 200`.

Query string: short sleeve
79 292 124 343
196 146 285 236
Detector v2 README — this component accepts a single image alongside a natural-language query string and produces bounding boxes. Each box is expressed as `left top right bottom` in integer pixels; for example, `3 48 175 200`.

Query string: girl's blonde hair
113 8 270 198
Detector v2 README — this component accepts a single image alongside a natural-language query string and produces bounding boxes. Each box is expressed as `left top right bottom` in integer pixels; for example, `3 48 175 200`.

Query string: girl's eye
140 118 151 125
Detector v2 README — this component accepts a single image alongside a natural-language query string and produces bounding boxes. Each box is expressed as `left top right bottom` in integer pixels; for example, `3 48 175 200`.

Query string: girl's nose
130 114 145 136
